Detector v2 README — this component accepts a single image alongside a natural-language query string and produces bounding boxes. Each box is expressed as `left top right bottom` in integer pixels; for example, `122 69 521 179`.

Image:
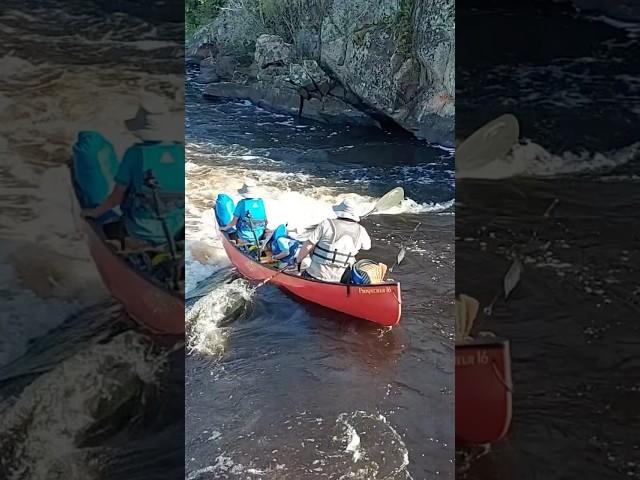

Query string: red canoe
81 217 184 334
455 337 513 444
219 230 402 327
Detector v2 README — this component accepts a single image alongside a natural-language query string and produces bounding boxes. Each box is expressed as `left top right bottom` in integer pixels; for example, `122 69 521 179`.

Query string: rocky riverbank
186 0 454 146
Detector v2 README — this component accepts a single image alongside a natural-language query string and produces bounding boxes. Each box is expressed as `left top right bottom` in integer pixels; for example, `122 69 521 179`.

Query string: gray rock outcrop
187 0 455 145
254 34 293 69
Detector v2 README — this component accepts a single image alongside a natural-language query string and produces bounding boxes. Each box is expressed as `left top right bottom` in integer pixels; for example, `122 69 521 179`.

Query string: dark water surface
456 1 640 478
185 68 455 479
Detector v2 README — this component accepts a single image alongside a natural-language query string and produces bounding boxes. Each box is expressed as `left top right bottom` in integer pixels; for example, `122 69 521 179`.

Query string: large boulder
254 34 293 69
288 60 332 96
320 0 455 145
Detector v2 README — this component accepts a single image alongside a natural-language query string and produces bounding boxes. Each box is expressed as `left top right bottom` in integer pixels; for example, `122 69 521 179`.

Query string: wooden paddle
361 187 405 219
456 114 520 172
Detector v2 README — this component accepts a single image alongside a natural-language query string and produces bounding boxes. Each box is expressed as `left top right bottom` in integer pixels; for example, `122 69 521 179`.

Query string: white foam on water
0 8 182 389
586 14 640 37
344 421 363 462
458 139 640 179
334 411 413 479
516 140 640 177
186 410 412 479
185 279 252 356
0 331 164 480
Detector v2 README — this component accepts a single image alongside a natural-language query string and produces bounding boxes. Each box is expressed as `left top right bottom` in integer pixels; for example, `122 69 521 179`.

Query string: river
456 1 640 478
0 1 184 479
185 66 455 479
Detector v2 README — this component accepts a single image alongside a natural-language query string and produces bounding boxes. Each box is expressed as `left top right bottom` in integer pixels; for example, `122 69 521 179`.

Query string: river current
185 66 455 479
456 1 640 478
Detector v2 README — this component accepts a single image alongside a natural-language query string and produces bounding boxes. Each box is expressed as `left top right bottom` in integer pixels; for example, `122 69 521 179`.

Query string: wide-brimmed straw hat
332 198 360 222
238 179 259 198
125 97 183 143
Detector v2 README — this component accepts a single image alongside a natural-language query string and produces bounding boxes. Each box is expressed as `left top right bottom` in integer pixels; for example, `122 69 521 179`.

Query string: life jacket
126 142 185 219
72 131 118 208
215 193 235 228
235 198 266 241
311 219 362 268
271 224 299 263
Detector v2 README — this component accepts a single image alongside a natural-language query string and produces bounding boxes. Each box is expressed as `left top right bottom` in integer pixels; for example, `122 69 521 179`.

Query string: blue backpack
215 193 236 229
72 131 118 208
235 198 267 242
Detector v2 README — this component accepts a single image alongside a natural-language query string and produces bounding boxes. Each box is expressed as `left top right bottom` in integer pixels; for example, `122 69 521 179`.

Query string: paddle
456 114 520 172
482 198 559 317
388 221 421 274
254 264 287 288
143 170 179 290
361 187 405 219
245 211 262 260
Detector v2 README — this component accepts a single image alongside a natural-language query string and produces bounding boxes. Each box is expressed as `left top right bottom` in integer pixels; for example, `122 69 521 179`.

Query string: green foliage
257 0 307 45
186 0 226 37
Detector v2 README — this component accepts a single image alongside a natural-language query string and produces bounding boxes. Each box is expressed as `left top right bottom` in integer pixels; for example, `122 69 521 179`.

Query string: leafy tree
186 0 226 36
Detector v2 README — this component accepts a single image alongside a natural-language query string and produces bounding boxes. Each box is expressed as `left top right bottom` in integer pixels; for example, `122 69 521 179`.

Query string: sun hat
237 179 259 198
125 96 183 143
332 198 360 222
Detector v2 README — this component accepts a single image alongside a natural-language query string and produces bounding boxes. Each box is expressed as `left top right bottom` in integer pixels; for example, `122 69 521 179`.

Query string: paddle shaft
144 170 179 290
245 211 262 260
256 262 291 288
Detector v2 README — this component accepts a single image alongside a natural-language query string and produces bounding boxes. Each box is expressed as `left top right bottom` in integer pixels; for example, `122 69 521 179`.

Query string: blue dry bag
72 131 118 208
215 193 235 227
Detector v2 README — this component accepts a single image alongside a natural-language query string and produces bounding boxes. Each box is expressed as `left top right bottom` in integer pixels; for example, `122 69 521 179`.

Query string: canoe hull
220 232 401 327
83 218 184 335
455 338 512 444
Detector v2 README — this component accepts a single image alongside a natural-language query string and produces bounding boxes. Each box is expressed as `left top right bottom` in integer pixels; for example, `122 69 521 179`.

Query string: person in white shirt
295 198 371 283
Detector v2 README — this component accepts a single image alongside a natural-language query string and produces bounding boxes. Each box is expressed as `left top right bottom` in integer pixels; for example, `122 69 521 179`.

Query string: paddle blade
396 246 406 266
364 187 405 217
457 114 520 171
503 259 523 299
